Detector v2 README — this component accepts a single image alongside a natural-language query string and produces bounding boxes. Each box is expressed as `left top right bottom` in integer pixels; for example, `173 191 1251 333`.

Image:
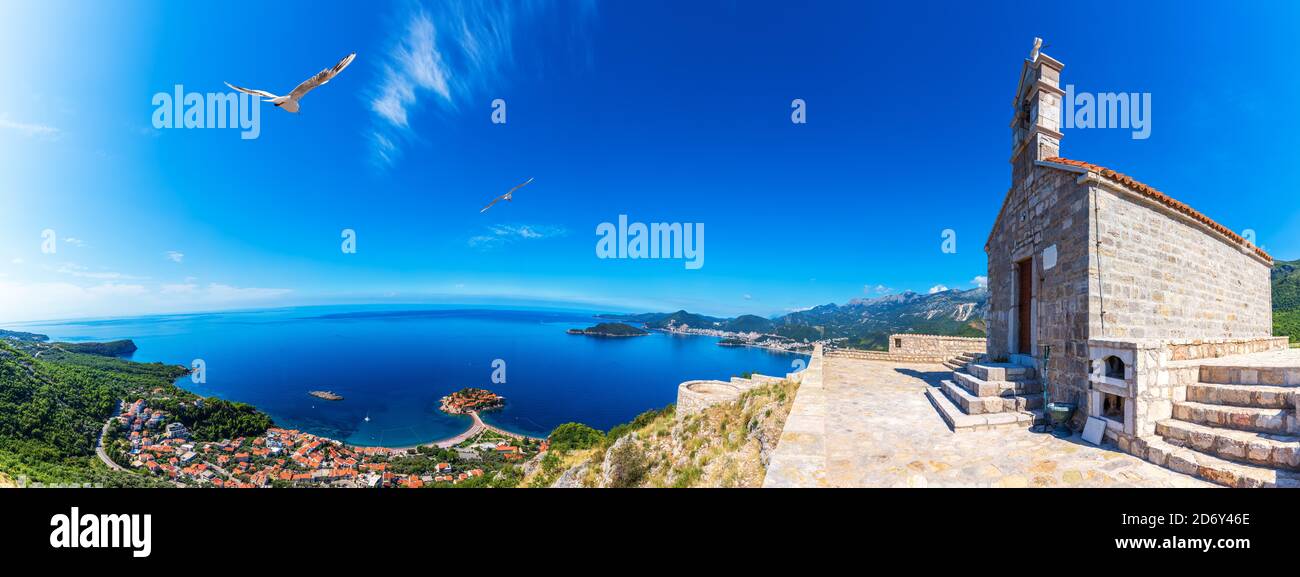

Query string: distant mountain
605 287 989 350
773 287 988 349
1274 259 1300 343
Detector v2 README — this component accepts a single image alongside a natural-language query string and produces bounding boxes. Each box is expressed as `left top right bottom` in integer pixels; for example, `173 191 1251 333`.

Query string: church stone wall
1087 182 1273 341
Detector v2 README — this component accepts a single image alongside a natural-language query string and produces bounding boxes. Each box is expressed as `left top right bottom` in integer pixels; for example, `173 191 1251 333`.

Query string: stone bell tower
1009 38 1065 184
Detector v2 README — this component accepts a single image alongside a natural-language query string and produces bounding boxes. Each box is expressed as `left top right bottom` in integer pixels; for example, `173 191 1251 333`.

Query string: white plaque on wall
1042 244 1058 271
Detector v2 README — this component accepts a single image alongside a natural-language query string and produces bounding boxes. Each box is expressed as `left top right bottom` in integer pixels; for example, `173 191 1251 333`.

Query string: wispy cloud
0 280 293 322
467 224 567 249
165 250 185 263
928 284 950 294
368 1 596 166
0 114 60 139
864 284 890 294
972 275 988 288
48 262 146 281
64 237 87 247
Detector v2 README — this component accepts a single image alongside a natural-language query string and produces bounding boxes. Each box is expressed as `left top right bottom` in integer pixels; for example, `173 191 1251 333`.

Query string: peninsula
566 322 648 337
308 390 344 401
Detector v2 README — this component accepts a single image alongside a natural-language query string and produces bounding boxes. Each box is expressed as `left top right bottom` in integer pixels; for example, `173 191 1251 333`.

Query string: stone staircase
941 351 982 373
1143 364 1300 488
926 360 1045 432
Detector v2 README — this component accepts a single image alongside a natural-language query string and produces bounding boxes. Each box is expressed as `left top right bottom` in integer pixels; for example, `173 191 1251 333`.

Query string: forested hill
1274 259 1300 343
0 338 271 486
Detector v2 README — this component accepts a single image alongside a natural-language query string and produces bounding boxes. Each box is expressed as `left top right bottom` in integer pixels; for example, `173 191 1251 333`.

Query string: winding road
96 402 125 472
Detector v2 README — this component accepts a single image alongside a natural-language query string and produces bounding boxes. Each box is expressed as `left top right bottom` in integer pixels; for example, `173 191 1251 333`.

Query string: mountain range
602 287 988 350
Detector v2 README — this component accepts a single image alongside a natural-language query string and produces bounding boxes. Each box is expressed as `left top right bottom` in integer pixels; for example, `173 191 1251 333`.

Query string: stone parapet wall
827 335 985 364
888 334 986 358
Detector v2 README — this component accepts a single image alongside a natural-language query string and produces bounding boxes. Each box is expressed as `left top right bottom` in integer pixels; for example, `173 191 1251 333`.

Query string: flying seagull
480 178 535 213
225 52 356 114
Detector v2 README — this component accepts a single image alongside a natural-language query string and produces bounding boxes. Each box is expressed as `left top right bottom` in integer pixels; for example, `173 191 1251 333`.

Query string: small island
440 387 504 415
566 322 649 337
308 390 344 401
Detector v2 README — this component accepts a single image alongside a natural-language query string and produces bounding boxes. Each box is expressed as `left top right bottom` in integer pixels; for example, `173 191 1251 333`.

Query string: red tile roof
1043 157 1272 262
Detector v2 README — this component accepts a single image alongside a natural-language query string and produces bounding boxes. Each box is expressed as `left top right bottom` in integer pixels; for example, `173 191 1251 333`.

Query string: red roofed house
949 40 1295 485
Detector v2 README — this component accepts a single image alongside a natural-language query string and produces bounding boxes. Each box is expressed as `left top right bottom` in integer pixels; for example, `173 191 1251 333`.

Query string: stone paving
764 356 1212 488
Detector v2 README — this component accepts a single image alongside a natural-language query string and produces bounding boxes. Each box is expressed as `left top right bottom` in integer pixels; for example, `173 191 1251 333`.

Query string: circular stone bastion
676 380 742 419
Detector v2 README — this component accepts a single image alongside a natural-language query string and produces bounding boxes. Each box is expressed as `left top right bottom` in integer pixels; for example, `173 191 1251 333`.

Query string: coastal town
658 323 814 354
107 397 546 488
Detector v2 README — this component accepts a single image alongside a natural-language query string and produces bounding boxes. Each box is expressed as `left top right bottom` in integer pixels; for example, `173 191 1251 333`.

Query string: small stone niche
1102 392 1125 421
1104 355 1126 379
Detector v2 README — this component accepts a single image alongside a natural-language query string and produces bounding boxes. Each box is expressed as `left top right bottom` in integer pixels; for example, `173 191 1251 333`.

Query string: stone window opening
1103 355 1125 380
894 338 902 349
1102 392 1125 421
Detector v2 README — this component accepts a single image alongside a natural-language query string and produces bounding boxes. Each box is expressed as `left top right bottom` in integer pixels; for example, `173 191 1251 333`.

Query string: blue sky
2 0 1298 322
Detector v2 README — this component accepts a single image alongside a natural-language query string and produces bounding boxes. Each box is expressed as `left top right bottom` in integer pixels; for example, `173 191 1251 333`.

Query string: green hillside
1275 259 1300 343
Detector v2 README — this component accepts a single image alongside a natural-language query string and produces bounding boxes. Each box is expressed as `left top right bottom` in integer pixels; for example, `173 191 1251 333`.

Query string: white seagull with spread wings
225 53 356 114
481 178 535 213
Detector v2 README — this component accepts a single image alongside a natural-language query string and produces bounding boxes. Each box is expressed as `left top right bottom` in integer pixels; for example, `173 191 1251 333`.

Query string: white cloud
972 275 988 288
468 224 566 249
928 284 950 294
864 284 890 294
743 293 753 300
64 237 87 247
0 114 60 139
368 2 596 165
165 251 185 263
10 257 23 265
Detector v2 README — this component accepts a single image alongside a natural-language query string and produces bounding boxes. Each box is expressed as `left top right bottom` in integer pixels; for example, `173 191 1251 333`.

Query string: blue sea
13 306 806 447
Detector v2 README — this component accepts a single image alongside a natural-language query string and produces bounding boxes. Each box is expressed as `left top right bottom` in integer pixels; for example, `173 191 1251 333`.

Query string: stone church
953 42 1297 486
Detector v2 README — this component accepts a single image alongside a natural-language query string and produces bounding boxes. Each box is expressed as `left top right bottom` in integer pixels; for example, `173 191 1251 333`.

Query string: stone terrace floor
763 356 1211 488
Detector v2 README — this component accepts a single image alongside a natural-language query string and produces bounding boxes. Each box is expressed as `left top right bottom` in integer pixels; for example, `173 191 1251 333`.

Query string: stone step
952 371 1043 398
1171 401 1296 435
967 362 1036 382
1199 365 1300 387
1186 382 1296 409
924 387 1041 433
941 379 1042 415
1141 437 1300 488
1156 419 1300 471
942 359 966 372
958 352 982 362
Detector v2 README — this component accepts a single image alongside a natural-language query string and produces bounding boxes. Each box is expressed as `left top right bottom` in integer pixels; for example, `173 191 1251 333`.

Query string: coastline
374 411 546 452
